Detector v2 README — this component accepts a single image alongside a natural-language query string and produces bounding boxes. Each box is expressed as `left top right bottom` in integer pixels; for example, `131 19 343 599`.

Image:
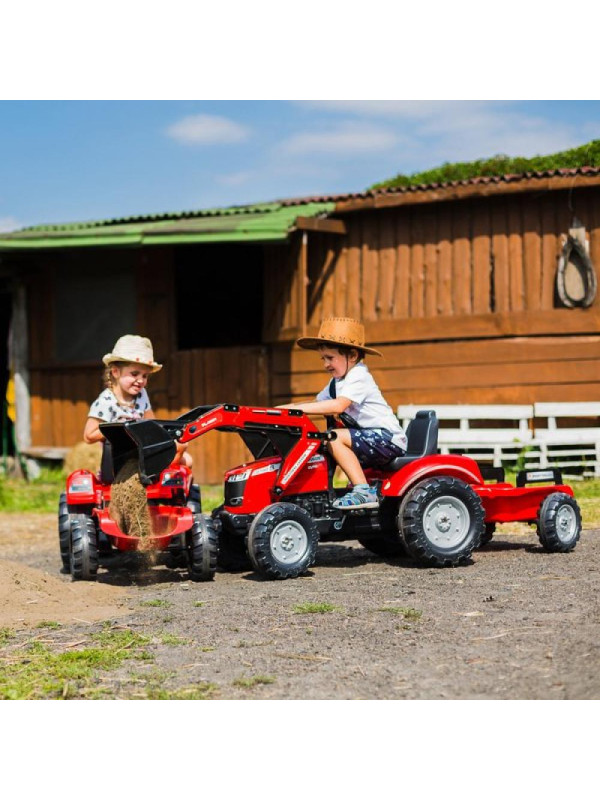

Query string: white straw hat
102 335 162 373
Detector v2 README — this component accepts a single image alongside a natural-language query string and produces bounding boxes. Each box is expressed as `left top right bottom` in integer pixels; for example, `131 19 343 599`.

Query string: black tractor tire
479 522 496 547
247 502 319 580
217 528 252 571
69 514 99 581
58 492 71 572
186 483 201 514
186 514 218 581
399 476 485 567
358 531 407 558
537 492 581 553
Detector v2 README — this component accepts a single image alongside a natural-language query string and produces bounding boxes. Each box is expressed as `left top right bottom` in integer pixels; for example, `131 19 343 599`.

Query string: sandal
333 484 379 510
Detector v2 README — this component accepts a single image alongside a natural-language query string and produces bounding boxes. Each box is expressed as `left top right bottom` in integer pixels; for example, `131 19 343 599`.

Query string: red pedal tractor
58 424 218 582
99 404 582 580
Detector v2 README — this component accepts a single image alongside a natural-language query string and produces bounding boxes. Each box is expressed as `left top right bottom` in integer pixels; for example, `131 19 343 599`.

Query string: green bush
370 139 600 191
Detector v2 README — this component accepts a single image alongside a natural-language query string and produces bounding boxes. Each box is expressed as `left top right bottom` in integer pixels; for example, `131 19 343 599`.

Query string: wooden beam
334 173 600 215
294 216 347 235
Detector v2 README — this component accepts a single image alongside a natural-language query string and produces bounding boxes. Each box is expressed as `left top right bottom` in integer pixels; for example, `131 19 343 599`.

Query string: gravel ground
1 512 599 699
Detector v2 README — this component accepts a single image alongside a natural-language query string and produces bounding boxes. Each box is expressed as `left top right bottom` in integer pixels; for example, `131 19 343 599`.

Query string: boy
279 317 407 509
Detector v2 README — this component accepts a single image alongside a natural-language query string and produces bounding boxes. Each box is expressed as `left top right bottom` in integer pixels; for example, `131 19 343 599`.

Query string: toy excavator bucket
100 419 180 485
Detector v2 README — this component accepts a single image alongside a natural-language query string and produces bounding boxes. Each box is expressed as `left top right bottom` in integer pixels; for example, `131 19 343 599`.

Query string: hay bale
109 458 153 543
64 441 102 475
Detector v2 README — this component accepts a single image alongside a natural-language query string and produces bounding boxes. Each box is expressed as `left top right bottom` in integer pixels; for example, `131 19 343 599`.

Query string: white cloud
217 170 255 186
0 216 22 233
281 121 399 155
166 114 250 145
293 101 596 166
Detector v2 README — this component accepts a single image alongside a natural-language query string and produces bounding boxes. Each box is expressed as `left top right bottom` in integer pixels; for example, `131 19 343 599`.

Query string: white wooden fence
397 402 600 478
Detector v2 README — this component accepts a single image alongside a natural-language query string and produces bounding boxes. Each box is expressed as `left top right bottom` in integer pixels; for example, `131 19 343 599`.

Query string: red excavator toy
95 403 582 580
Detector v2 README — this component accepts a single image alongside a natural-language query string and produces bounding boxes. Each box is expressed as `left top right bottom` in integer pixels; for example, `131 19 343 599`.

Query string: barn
1 167 599 482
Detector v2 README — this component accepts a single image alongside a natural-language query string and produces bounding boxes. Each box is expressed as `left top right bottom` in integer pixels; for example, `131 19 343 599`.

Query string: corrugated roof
2 165 599 251
0 201 336 250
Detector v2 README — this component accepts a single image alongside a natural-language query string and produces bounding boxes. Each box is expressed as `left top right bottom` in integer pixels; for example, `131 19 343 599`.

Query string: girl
84 334 191 468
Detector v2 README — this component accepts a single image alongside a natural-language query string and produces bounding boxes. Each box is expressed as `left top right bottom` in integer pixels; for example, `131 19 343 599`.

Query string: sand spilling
109 459 154 550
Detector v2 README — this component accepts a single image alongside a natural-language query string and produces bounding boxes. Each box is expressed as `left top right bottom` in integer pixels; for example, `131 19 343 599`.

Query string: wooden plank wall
28 246 270 485
273 187 600 409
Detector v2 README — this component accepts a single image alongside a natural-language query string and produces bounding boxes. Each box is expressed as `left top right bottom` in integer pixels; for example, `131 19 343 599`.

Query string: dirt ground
1 511 599 699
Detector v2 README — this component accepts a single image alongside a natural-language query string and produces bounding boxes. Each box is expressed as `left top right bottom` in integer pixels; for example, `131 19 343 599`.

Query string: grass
232 675 276 688
0 629 153 700
293 602 341 614
140 599 171 608
376 606 422 620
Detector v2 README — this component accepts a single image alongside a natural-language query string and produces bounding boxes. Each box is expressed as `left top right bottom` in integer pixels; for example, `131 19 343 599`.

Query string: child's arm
83 416 104 444
277 397 352 416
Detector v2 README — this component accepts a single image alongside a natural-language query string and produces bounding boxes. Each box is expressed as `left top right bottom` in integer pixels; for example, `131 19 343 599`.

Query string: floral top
88 388 151 423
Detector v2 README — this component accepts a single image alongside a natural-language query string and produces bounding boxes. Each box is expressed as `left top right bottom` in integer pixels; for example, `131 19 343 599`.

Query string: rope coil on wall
556 234 597 308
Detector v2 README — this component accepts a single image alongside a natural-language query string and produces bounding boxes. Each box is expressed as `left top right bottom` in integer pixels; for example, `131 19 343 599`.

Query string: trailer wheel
537 493 581 553
247 503 319 580
400 476 484 567
186 514 218 581
58 492 71 572
70 514 99 581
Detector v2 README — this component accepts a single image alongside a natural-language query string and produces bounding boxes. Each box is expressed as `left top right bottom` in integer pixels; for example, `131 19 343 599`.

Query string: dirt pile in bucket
109 459 154 549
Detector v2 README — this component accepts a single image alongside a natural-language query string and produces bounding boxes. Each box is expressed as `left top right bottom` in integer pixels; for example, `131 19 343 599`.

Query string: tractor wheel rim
556 505 577 542
423 495 470 549
270 520 308 565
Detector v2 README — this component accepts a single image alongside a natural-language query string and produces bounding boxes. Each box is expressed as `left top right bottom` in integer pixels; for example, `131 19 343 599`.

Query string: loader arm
101 403 335 486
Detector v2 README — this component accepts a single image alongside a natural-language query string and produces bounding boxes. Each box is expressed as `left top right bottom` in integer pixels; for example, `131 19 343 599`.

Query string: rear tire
537 493 581 553
186 514 218 581
358 531 407 558
69 514 99 581
400 476 484 567
58 492 71 572
186 483 201 514
247 503 319 580
217 528 252 571
479 523 496 547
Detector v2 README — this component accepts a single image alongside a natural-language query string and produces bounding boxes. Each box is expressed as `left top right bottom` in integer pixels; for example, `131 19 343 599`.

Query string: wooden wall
26 246 270 485
272 187 600 410
23 184 600 483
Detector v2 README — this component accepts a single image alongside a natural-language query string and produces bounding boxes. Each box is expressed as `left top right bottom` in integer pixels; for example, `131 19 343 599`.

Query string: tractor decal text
280 442 320 485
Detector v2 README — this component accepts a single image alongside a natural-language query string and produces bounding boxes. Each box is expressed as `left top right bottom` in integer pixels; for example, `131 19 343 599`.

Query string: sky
2 99 600 233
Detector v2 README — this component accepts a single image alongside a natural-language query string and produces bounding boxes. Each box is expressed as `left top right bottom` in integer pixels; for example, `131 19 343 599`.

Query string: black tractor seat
384 410 439 471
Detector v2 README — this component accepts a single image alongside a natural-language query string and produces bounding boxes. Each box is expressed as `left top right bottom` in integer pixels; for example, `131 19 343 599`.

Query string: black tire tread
247 503 318 580
400 475 484 567
70 514 99 581
187 514 218 581
536 492 581 553
58 492 71 572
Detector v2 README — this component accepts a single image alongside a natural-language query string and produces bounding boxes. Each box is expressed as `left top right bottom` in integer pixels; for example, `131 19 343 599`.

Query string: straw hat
102 335 163 373
296 317 382 357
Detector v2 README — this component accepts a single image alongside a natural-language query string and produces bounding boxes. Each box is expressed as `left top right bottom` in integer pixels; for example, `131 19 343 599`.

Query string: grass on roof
370 139 600 192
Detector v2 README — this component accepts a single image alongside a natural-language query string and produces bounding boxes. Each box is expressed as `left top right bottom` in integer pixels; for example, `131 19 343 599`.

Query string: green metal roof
0 201 336 250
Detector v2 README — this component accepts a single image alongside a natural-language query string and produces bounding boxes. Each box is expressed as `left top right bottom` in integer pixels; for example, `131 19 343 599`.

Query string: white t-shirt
88 388 151 423
316 362 408 450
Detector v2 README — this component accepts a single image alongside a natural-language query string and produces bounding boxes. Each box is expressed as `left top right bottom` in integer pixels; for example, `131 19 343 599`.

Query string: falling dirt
109 459 153 541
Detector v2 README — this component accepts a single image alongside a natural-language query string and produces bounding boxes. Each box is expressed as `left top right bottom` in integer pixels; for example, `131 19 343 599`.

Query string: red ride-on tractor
58 427 218 582
100 404 582 581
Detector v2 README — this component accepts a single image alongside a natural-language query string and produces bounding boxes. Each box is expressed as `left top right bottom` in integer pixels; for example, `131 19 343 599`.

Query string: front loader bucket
100 419 179 485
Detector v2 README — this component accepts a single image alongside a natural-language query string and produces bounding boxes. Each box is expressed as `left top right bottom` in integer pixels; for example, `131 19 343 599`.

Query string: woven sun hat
296 317 382 357
102 335 163 373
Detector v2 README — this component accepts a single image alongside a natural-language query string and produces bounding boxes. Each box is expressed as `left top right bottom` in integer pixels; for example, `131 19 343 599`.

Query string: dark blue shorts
349 428 405 468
